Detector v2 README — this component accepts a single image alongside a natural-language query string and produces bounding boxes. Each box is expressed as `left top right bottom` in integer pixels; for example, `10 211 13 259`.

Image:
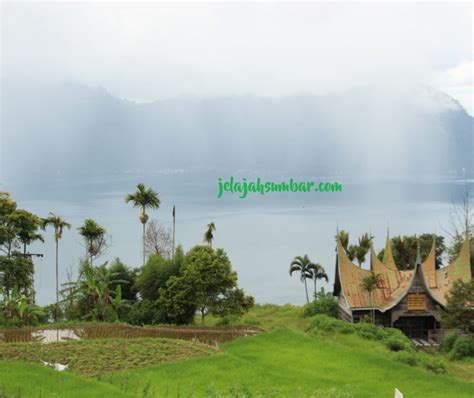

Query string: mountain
1 80 472 182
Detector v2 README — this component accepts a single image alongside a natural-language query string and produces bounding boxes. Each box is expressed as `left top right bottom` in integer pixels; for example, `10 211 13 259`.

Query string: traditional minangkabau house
333 236 472 343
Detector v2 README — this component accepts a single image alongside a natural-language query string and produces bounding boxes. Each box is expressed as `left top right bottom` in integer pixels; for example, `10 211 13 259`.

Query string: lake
2 172 472 306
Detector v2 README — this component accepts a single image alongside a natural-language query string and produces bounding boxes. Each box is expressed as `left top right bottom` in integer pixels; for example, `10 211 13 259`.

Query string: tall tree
310 263 329 298
42 213 71 309
144 219 173 259
10 209 44 255
203 222 216 248
77 219 107 265
125 183 161 266
361 272 381 324
0 192 19 257
289 255 317 304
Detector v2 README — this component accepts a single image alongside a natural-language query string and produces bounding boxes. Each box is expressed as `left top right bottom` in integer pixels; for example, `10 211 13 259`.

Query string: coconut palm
309 263 329 298
289 255 317 303
203 222 216 248
125 183 160 266
42 213 71 310
361 272 381 324
77 219 107 266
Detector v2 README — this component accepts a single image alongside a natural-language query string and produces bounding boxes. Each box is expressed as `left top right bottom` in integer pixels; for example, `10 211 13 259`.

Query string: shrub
303 290 339 318
449 336 474 360
126 300 164 325
355 322 386 341
422 357 447 374
440 333 458 353
394 351 420 367
386 336 409 352
216 315 241 326
307 315 355 334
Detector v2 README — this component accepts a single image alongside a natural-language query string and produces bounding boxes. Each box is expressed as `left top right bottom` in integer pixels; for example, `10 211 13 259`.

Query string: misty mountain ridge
1 80 472 183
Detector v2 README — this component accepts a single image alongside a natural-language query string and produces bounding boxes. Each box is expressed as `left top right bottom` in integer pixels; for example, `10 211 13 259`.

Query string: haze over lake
3 172 471 306
1 2 472 307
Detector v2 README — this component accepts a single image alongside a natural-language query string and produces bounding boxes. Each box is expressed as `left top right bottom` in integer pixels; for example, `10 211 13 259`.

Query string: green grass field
0 306 473 397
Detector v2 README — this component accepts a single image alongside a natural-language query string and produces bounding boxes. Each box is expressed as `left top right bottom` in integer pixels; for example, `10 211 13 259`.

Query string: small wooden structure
333 236 471 343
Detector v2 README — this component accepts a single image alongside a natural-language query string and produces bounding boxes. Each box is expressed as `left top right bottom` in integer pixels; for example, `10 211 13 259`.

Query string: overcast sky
1 2 472 113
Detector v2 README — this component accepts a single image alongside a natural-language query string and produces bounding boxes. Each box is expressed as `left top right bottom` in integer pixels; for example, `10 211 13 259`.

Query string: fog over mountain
1 80 472 182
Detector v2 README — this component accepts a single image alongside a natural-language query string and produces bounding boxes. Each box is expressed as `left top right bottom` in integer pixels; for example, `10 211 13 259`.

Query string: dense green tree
135 246 184 301
0 256 34 298
125 183 161 267
0 192 18 256
0 193 42 301
127 299 163 325
159 246 251 325
77 219 107 265
10 209 44 255
108 258 137 301
211 288 254 318
442 280 474 333
42 213 71 308
158 276 197 325
378 234 446 270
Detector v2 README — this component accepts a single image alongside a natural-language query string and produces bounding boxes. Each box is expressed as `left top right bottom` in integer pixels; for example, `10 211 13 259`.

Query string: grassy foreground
0 305 473 397
102 328 473 398
0 361 132 398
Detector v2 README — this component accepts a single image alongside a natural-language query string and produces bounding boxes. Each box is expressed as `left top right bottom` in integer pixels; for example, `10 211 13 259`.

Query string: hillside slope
102 329 473 397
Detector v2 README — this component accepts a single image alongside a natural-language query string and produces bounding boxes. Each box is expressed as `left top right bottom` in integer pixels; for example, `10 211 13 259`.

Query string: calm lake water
2 172 472 306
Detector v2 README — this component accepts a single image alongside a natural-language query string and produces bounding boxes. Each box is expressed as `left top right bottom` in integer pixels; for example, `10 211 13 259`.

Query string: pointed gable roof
422 238 472 306
337 238 414 311
370 245 401 290
382 235 398 271
421 239 437 289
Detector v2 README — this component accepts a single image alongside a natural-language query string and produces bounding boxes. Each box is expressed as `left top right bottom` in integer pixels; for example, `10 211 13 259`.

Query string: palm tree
203 222 216 248
289 255 317 303
355 233 373 266
77 219 107 266
336 230 350 251
309 263 329 298
125 183 160 266
361 272 381 324
42 213 71 310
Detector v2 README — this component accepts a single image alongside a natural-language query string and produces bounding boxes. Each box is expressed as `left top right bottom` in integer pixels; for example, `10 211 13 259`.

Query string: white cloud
435 61 473 88
1 2 472 105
